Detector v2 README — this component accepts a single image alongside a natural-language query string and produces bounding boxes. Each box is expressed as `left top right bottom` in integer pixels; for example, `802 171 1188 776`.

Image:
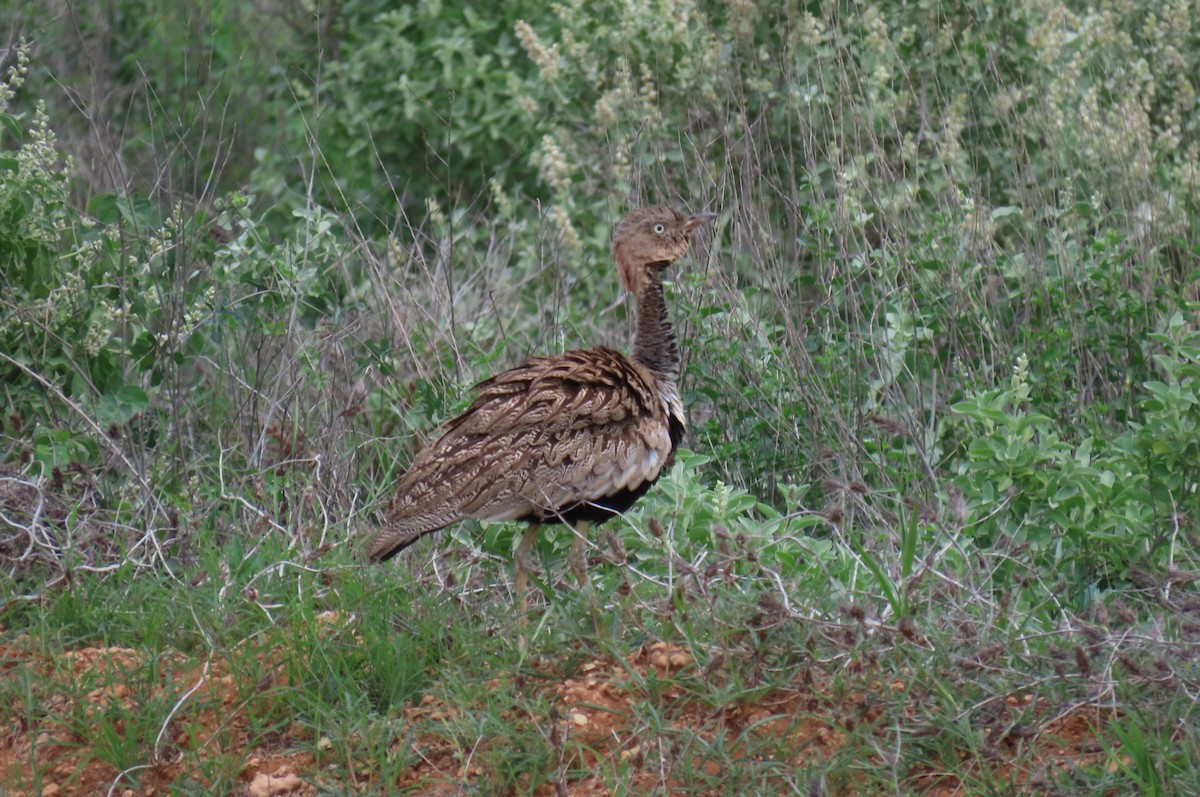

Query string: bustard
367 205 717 604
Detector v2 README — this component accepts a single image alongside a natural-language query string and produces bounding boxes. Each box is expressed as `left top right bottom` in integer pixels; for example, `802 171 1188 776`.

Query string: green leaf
1075 437 1093 466
115 385 150 410
967 438 998 458
858 545 905 618
95 395 129 428
88 193 121 225
1014 413 1053 433
96 385 150 427
0 112 20 140
952 400 1009 422
1143 380 1171 397
900 502 919 581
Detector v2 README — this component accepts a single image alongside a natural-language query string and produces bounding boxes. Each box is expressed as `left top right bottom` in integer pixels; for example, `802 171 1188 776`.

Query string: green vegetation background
1 0 1199 793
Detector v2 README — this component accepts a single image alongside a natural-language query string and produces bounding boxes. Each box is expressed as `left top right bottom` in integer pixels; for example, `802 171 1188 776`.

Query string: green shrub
278 0 542 230
3 0 1200 613
951 313 1200 596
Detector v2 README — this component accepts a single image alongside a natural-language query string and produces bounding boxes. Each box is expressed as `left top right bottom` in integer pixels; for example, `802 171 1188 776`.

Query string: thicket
2 0 1199 612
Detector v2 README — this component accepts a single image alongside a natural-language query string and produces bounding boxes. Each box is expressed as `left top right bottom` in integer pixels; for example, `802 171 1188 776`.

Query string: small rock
42 784 61 797
248 770 304 797
571 712 589 726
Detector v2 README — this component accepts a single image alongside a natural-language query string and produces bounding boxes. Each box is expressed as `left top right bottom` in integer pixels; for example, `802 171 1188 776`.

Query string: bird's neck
632 265 680 381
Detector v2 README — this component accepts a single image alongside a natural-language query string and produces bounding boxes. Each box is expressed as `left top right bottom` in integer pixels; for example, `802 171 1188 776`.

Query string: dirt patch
0 636 314 797
1 636 1116 796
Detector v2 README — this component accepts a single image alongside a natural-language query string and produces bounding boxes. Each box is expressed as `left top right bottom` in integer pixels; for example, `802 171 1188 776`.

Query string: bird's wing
367 348 677 560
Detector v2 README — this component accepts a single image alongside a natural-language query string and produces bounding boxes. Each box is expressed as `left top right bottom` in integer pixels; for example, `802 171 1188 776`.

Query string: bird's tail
367 523 424 561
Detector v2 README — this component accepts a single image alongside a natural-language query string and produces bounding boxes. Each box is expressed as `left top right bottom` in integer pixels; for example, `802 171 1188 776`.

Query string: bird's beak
685 211 719 231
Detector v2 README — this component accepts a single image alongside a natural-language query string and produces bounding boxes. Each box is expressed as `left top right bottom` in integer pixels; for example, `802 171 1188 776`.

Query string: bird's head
612 205 717 295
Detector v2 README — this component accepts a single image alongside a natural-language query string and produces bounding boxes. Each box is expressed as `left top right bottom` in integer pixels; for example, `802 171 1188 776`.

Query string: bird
367 205 717 607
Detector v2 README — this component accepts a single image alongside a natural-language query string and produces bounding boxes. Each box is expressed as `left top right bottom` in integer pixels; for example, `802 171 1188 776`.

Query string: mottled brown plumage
368 206 716 596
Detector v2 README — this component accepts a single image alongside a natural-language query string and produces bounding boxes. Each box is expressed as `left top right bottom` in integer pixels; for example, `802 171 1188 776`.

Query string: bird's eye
652 223 666 234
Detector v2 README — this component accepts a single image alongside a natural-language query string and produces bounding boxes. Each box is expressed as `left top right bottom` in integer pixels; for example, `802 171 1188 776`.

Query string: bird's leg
568 521 591 589
569 521 604 637
514 522 540 616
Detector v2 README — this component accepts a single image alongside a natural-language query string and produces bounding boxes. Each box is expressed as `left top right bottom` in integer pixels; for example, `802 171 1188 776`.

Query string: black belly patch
518 478 657 526
668 415 685 449
518 418 684 527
